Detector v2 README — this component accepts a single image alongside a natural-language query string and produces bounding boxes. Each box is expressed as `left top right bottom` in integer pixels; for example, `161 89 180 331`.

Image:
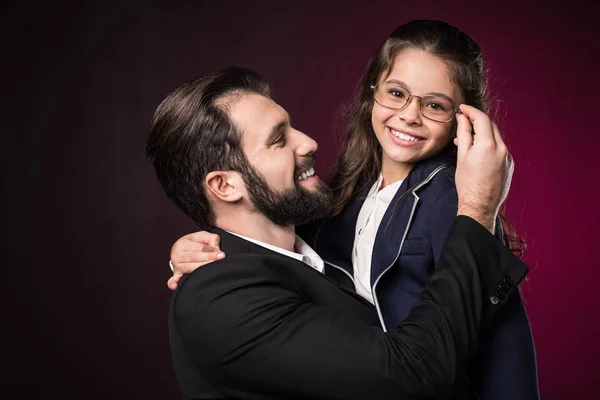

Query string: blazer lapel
369 178 415 284
370 157 451 287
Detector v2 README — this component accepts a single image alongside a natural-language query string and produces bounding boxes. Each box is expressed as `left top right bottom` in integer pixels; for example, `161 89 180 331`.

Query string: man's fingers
459 104 496 146
455 111 473 157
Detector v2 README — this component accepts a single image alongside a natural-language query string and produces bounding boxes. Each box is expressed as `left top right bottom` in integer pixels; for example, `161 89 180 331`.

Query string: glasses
370 82 460 123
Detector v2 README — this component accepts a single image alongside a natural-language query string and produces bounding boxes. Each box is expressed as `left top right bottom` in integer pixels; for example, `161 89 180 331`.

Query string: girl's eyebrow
426 92 455 103
382 79 409 88
383 79 455 103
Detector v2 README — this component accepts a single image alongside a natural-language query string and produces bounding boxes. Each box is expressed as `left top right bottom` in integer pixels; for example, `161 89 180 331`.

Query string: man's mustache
294 156 316 177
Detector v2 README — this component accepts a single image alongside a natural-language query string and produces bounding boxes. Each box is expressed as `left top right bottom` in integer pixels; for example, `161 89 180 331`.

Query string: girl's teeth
392 129 420 142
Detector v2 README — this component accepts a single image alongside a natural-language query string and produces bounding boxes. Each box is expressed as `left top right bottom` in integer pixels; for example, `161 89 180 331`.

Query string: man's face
228 93 333 226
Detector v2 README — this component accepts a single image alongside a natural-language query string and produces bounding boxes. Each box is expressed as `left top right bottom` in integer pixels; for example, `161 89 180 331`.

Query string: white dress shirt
352 174 404 303
227 231 324 273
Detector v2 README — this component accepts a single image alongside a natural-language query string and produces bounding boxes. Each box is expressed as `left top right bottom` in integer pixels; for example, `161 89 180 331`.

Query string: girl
168 20 538 399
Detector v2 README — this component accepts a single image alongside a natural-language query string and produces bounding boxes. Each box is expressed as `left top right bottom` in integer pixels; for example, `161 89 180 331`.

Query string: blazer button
489 295 500 305
501 275 514 285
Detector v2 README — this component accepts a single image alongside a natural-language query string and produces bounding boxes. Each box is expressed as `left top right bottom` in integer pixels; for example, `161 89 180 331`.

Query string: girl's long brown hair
327 20 525 256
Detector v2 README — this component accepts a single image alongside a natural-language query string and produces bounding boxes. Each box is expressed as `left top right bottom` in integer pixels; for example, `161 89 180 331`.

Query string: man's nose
291 129 318 156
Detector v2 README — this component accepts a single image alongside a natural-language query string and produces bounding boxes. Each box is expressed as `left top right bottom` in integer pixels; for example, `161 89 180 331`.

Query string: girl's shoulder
430 164 456 187
409 156 455 189
416 165 457 206
416 162 456 189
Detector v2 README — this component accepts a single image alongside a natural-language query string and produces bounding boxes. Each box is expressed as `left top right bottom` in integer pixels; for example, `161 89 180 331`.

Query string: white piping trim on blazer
371 164 450 332
323 260 356 284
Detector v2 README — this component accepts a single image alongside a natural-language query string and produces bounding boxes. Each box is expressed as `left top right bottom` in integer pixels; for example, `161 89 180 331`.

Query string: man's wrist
457 205 496 233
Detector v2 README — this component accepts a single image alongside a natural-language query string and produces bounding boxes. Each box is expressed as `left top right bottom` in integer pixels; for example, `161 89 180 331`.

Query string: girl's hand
168 231 225 290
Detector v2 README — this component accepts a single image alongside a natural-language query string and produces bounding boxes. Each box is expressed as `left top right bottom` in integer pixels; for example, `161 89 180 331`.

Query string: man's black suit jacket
169 216 528 400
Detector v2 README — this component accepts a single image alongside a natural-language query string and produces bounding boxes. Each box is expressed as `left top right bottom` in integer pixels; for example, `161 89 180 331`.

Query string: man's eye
271 135 285 147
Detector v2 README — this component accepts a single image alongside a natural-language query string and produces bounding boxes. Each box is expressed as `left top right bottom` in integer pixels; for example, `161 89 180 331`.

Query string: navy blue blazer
306 157 540 400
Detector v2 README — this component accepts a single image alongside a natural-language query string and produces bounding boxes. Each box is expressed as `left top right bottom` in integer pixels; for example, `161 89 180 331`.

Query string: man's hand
454 104 514 233
168 231 225 291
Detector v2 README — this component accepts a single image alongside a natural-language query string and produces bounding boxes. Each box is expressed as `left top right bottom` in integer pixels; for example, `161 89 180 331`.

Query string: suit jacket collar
210 227 376 309
208 227 283 257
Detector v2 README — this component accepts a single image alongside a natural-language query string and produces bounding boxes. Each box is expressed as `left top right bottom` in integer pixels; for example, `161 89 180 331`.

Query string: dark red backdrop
4 1 598 398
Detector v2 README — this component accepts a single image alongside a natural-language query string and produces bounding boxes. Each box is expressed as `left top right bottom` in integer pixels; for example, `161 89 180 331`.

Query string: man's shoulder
177 252 310 294
181 252 291 285
172 253 298 315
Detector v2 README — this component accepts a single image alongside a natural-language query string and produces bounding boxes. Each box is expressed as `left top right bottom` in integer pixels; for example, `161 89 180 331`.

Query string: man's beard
240 159 334 227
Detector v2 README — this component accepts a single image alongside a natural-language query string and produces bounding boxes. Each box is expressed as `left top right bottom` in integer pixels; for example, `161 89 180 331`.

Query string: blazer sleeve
472 290 540 400
470 225 539 400
173 216 528 400
430 188 540 399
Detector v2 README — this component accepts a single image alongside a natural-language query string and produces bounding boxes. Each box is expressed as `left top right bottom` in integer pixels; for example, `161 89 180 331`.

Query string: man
147 66 527 399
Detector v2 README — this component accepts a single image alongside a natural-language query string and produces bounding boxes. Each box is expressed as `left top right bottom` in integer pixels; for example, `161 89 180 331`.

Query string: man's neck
215 212 296 252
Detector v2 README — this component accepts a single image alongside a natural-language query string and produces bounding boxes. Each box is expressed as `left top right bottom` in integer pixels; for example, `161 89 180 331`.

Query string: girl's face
371 49 464 173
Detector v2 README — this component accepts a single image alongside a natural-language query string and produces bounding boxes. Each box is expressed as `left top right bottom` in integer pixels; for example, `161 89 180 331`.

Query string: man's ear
205 171 244 203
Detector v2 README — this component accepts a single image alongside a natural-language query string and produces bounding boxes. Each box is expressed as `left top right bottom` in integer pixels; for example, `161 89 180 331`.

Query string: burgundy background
3 0 598 398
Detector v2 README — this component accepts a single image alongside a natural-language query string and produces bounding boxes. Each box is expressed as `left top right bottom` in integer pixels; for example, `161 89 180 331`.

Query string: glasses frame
370 82 461 124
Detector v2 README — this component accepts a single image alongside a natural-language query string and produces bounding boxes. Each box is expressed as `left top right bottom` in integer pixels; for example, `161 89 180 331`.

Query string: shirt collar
226 231 324 273
367 172 404 197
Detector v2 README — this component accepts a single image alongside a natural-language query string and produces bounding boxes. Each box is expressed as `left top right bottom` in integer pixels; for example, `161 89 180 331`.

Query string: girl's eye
427 102 447 111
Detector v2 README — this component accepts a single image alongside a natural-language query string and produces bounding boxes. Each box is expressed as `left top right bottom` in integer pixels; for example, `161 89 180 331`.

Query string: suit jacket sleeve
173 216 528 400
